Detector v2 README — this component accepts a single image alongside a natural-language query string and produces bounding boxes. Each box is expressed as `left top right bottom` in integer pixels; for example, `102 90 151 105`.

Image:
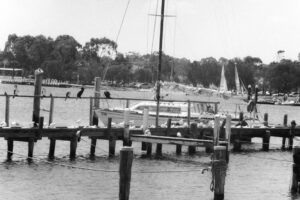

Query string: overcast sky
1 0 300 63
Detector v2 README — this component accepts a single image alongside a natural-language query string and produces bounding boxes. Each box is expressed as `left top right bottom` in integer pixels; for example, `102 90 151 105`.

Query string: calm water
0 84 300 200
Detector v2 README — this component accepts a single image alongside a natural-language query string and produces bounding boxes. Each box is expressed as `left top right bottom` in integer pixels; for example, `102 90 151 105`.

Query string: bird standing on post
77 87 85 99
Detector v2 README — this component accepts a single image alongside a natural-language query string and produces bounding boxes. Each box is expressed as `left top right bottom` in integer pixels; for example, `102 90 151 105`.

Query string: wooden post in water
263 130 271 151
225 115 231 163
291 146 300 193
70 132 79 160
188 123 197 155
187 100 191 126
214 116 220 146
289 120 296 151
7 139 13 161
214 103 218 114
93 77 101 126
263 113 268 127
119 147 133 200
108 118 116 157
156 119 170 157
48 95 54 125
282 114 288 150
5 94 10 127
126 100 130 108
213 146 227 200
141 108 149 151
123 109 131 146
32 68 43 126
27 138 34 162
48 138 56 160
247 85 252 101
90 138 97 159
89 97 93 126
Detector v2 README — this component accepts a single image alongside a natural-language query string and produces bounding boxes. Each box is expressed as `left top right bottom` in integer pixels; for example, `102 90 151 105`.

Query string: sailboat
234 63 246 95
219 65 231 99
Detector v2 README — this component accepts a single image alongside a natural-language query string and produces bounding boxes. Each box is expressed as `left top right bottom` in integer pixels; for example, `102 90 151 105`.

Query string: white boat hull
95 109 199 127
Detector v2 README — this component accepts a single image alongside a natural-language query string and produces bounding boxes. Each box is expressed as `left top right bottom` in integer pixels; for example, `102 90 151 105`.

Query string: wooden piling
108 118 116 157
89 97 93 126
188 123 197 155
263 130 271 151
247 85 251 101
156 119 170 157
225 115 231 163
5 94 10 127
289 120 296 151
119 147 133 200
291 146 300 192
123 109 131 146
126 100 130 108
28 138 34 162
70 134 79 160
47 96 54 126
263 113 268 127
187 100 191 126
48 138 56 160
7 139 13 161
282 114 288 150
90 138 97 158
94 77 101 109
214 116 221 145
233 131 241 151
32 68 43 126
213 146 227 200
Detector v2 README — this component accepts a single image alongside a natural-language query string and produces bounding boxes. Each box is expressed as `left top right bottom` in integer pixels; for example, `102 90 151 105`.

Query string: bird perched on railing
65 91 71 101
77 87 85 99
104 91 111 99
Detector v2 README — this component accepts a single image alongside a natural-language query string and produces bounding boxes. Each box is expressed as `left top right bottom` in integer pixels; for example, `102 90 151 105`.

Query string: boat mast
155 0 165 127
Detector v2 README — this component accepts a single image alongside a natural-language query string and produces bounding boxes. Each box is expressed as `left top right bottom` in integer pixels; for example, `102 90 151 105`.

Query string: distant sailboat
234 63 246 95
219 65 228 92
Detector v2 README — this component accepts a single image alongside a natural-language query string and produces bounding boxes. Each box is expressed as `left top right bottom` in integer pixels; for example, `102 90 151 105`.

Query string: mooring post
119 147 133 200
263 130 271 151
214 103 218 114
94 77 101 109
213 146 227 200
108 118 116 157
93 77 101 126
233 130 242 151
48 95 54 125
282 114 288 150
7 139 13 161
141 109 149 151
187 100 191 126
263 113 268 127
70 133 79 160
247 85 251 101
126 100 130 108
89 97 93 126
5 94 10 127
32 68 43 126
214 116 221 146
188 123 197 155
48 138 56 160
90 138 97 159
156 118 170 157
123 109 131 146
289 120 296 151
225 115 231 163
27 137 35 162
37 117 44 139
291 146 300 193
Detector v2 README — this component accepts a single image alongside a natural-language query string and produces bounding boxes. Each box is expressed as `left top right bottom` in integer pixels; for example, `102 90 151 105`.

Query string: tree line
1 34 300 93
